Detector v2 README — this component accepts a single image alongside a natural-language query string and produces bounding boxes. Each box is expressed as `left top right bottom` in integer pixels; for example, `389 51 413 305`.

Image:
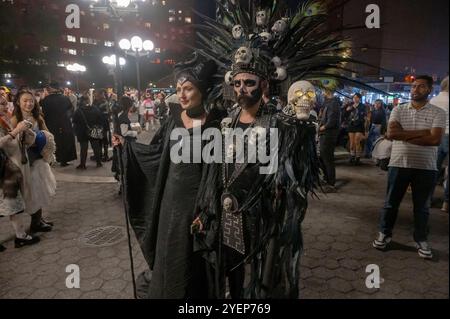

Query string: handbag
80 109 104 140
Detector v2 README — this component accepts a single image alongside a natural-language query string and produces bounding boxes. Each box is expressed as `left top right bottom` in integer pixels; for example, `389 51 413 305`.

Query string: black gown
123 104 224 298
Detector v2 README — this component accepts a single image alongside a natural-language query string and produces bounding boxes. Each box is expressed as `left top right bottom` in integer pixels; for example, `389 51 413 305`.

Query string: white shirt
389 103 446 171
430 91 449 134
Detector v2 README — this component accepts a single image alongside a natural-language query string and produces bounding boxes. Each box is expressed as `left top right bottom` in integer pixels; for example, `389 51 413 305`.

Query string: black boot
349 156 355 164
354 157 361 166
0 244 6 252
30 210 53 233
15 235 40 248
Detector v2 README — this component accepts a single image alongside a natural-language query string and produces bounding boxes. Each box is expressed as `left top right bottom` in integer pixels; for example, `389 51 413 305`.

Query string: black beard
236 87 263 109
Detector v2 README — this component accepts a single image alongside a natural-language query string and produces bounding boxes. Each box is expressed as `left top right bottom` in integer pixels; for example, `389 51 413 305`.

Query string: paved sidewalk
0 158 448 299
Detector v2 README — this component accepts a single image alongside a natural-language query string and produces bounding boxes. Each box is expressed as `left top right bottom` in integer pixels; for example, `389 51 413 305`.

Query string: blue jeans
379 167 437 242
437 134 449 174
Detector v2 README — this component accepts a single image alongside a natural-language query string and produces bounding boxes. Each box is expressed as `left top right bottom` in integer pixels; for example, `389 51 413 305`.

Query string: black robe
194 103 320 299
123 104 225 298
40 93 77 163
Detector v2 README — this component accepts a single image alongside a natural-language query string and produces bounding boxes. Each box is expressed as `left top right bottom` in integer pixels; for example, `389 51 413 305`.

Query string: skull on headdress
234 47 253 65
256 10 268 26
232 24 244 40
271 19 288 36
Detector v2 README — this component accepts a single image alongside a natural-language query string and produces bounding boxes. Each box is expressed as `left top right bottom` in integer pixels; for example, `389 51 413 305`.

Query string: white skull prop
223 197 233 213
232 25 244 40
271 56 282 67
287 81 317 120
224 71 233 86
259 32 272 44
273 67 287 81
271 19 288 35
256 10 268 26
234 47 253 64
221 117 232 135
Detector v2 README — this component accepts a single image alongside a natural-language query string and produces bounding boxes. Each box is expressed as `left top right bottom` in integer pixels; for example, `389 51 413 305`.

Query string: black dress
123 104 224 298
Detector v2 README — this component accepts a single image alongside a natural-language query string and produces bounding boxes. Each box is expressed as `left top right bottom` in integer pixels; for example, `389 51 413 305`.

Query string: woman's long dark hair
13 90 46 130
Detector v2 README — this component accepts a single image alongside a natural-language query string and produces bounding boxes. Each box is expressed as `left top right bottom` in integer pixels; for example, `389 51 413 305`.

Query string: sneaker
15 235 40 248
373 232 392 250
76 164 87 170
416 241 433 259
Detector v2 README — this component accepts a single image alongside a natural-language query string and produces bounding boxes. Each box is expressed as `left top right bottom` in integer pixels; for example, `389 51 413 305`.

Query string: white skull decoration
287 81 317 120
271 56 282 67
259 32 272 44
234 47 253 64
223 197 233 213
224 71 233 86
232 24 244 40
271 19 288 35
256 10 268 26
221 117 233 135
273 67 287 81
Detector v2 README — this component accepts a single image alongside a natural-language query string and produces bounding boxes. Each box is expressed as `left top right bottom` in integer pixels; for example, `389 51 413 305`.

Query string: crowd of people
0 82 170 252
0 0 448 300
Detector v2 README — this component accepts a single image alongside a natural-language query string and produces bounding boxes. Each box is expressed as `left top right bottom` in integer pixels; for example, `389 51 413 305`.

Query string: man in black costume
40 82 77 166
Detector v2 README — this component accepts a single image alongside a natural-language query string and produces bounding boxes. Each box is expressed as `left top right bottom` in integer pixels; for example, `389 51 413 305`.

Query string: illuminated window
67 35 76 42
162 1 166 5
145 22 152 29
40 46 49 52
169 16 175 22
105 41 114 47
103 23 110 30
155 48 161 53
68 49 77 55
80 37 98 45
185 17 192 23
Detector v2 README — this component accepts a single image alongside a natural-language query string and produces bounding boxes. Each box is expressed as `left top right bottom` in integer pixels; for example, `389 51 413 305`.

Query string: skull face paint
287 81 316 120
233 73 263 109
232 25 244 40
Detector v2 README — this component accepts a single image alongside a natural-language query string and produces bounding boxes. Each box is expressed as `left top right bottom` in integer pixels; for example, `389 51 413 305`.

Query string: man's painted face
353 95 361 104
19 93 36 114
233 73 263 108
411 79 432 101
176 80 202 110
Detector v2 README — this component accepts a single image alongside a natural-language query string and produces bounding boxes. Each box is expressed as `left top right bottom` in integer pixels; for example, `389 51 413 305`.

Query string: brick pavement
0 158 448 299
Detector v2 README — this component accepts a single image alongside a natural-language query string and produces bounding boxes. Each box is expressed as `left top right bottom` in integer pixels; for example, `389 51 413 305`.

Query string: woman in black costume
115 55 224 298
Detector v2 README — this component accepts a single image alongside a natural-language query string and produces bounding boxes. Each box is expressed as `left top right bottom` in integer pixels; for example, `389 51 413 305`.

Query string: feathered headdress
190 0 387 99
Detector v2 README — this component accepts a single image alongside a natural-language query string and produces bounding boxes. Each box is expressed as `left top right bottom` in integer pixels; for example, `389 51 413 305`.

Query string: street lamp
119 36 154 100
89 0 142 97
66 63 86 92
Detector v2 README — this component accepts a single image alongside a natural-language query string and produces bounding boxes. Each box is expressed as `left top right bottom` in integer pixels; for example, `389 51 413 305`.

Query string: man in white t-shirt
373 76 446 259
